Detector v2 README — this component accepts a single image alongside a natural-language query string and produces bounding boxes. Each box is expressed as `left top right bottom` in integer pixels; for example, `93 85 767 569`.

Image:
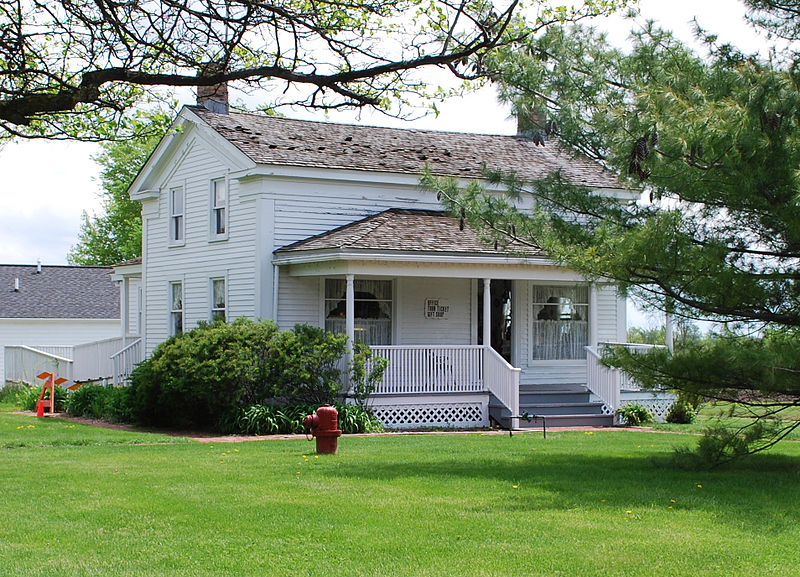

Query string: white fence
4 346 74 385
111 338 142 386
586 342 667 411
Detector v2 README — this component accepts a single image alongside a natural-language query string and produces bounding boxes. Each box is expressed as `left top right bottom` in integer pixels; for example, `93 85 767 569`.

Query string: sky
0 0 776 327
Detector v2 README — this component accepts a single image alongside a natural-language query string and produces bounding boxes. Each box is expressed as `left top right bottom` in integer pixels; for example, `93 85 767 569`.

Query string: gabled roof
0 265 119 319
189 106 622 189
275 209 542 257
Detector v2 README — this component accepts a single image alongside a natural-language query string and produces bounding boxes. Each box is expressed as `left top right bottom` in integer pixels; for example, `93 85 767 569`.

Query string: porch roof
272 209 577 279
275 208 543 260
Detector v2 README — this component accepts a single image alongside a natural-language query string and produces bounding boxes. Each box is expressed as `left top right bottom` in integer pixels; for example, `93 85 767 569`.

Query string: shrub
266 325 347 405
129 318 279 430
0 382 27 405
127 320 352 432
665 398 695 424
617 403 653 426
233 403 382 435
67 384 112 419
17 383 68 412
348 342 388 409
675 421 781 468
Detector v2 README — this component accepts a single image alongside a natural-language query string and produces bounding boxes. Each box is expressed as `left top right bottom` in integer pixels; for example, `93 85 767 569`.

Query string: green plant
16 383 68 412
0 383 26 406
348 342 388 409
666 397 695 424
67 384 112 419
617 403 653 426
233 403 382 435
128 318 280 430
266 325 348 405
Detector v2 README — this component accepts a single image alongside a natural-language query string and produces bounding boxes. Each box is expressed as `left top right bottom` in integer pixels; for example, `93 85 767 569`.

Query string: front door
478 279 513 363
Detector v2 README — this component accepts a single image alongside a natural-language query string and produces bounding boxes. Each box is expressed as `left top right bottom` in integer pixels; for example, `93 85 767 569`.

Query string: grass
652 401 800 440
1 408 799 577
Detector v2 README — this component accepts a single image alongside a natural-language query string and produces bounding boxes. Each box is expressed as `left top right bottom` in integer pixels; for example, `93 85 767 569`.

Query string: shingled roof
0 265 119 319
189 106 621 189
275 209 542 257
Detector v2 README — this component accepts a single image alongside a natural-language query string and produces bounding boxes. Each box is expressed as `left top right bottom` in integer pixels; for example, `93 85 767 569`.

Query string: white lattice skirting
373 402 488 429
619 391 677 423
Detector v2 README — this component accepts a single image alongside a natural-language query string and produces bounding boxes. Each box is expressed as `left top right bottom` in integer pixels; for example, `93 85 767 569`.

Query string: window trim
169 280 184 336
168 186 185 247
209 177 229 241
210 276 227 322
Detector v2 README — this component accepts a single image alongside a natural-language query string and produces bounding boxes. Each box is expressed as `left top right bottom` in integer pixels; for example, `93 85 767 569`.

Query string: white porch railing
586 342 668 411
367 344 520 417
73 336 139 383
483 346 520 420
369 345 484 394
4 345 73 385
111 338 143 387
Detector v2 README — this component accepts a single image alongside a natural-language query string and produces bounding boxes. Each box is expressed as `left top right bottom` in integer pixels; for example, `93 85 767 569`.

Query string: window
324 279 392 345
211 278 226 322
211 178 227 238
169 187 184 243
531 285 588 360
170 282 183 335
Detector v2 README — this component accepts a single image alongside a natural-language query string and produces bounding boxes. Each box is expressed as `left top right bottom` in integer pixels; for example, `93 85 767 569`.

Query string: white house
0 264 121 385
121 96 668 428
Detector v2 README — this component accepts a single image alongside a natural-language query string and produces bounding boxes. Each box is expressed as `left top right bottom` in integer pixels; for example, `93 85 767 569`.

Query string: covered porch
273 209 641 428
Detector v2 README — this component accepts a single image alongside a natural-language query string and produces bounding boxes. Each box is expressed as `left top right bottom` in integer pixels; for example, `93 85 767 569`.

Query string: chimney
14 277 20 292
517 109 547 136
36 258 42 273
197 62 229 114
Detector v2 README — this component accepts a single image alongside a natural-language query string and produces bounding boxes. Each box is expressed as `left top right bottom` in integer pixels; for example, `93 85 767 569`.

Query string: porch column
272 264 280 323
589 283 598 348
482 278 491 349
345 274 355 352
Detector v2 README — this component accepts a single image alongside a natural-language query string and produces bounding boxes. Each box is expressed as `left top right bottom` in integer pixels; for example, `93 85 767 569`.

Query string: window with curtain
324 279 392 345
170 281 183 335
211 278 225 322
531 285 589 360
211 178 227 237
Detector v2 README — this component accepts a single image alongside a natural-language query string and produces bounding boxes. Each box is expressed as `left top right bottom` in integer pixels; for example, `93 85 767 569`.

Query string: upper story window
170 281 183 335
531 285 589 360
324 278 392 345
211 278 226 322
169 187 185 244
210 178 227 239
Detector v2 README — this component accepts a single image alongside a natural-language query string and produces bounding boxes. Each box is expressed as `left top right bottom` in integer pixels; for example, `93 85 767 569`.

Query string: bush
127 320 352 432
266 325 347 405
67 384 111 419
129 318 279 430
666 398 695 424
233 403 382 435
348 342 389 409
16 383 68 412
675 421 781 468
617 403 653 426
0 382 27 405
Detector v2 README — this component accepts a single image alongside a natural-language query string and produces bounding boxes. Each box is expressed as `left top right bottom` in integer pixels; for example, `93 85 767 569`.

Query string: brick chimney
197 62 229 114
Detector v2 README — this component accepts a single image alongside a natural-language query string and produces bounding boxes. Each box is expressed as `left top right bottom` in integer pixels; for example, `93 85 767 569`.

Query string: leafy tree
424 9 800 462
68 115 169 265
0 0 626 141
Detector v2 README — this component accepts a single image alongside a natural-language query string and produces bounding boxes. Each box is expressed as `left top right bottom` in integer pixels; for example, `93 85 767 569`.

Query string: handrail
586 342 670 411
12 345 73 363
111 338 142 387
483 346 520 427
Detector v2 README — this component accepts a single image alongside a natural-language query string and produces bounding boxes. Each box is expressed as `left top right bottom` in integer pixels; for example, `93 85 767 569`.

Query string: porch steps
490 383 614 428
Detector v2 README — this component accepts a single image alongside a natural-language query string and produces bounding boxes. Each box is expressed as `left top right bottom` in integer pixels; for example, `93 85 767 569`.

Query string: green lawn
1 410 799 577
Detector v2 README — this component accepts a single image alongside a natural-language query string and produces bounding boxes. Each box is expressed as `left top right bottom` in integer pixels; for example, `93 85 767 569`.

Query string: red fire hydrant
303 405 342 454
